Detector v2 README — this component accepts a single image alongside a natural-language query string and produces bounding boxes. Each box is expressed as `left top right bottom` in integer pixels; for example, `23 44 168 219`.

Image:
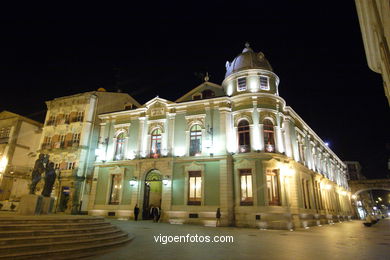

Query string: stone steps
0 221 110 231
0 215 133 259
0 225 116 238
0 236 133 260
0 228 122 246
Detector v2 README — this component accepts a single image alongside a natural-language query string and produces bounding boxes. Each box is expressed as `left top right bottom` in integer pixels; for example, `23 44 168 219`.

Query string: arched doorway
142 169 162 220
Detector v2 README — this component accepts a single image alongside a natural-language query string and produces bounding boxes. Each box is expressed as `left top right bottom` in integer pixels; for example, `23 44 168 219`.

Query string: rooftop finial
243 42 253 53
204 72 209 82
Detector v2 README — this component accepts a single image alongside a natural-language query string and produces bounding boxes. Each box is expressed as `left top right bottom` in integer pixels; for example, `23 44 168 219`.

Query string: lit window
240 169 253 205
266 169 280 206
263 119 275 152
237 77 247 91
109 174 122 205
259 76 269 90
190 125 202 156
238 120 250 153
114 132 126 161
150 128 162 158
188 171 201 205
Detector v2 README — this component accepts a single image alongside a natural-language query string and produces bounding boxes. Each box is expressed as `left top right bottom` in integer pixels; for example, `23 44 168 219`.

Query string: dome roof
225 43 273 78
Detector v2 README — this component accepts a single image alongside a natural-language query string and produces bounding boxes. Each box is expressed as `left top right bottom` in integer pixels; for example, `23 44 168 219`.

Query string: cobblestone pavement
92 218 390 260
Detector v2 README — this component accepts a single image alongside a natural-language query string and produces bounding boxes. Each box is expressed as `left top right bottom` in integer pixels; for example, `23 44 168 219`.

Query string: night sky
1 2 389 178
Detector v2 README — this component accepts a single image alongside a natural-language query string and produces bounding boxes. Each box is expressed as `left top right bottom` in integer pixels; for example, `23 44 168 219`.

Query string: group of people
132 205 222 226
133 204 161 222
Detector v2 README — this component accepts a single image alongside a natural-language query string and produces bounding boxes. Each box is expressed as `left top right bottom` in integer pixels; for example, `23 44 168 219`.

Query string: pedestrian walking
134 204 140 221
216 208 221 227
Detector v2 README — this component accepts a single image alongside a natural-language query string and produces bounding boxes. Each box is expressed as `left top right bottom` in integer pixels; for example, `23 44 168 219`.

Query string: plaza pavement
90 217 390 260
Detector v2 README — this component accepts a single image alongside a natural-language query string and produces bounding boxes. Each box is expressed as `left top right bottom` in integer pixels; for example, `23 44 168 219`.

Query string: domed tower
222 43 280 96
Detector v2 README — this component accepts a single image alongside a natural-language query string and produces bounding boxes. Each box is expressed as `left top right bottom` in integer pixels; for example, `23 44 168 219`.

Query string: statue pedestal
18 194 43 215
41 197 55 214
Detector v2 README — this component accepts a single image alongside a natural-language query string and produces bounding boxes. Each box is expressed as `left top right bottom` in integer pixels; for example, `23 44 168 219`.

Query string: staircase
0 215 133 259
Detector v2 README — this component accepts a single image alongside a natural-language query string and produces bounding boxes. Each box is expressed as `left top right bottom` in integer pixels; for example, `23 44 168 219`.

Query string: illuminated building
88 44 353 229
38 90 140 214
0 111 42 207
355 0 390 105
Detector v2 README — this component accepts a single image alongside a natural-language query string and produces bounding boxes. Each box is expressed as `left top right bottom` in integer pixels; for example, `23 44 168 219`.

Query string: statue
41 162 56 197
29 154 46 194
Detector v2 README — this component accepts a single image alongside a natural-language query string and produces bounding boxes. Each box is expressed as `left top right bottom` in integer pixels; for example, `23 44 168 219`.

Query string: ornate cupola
222 43 280 96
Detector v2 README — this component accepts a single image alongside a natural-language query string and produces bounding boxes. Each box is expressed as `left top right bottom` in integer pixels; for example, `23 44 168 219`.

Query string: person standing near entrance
134 204 140 221
156 206 161 222
216 208 221 227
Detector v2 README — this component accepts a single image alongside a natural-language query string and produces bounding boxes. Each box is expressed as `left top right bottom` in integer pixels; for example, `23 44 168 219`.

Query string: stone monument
18 154 57 215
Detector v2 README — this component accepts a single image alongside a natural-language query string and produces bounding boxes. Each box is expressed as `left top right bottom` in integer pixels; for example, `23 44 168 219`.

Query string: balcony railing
67 141 80 147
264 143 275 153
238 145 251 153
41 143 52 150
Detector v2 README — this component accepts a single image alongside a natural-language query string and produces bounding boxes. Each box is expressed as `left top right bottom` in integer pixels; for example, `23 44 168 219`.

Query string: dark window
190 125 202 156
259 76 269 90
237 78 247 91
238 120 250 153
201 89 215 99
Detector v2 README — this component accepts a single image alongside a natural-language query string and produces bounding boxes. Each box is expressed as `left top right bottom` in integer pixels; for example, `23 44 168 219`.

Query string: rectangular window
240 169 253 206
237 77 247 91
72 133 80 145
302 179 311 209
266 169 280 206
259 76 269 90
66 162 76 170
188 171 202 205
109 174 122 205
76 112 84 122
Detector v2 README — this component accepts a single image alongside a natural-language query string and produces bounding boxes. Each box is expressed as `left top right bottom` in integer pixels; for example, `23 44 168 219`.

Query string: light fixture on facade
0 156 8 173
163 175 170 186
351 195 357 200
129 177 138 187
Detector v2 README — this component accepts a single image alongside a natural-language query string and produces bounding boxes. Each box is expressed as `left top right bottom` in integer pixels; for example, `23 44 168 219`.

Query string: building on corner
88 44 353 229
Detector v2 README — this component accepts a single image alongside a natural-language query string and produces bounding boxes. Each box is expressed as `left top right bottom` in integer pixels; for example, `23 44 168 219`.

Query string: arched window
150 129 162 158
190 124 202 156
238 120 250 153
263 119 275 152
114 132 126 161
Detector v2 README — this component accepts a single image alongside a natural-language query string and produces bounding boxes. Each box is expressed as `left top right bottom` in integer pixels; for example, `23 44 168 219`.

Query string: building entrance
142 170 162 220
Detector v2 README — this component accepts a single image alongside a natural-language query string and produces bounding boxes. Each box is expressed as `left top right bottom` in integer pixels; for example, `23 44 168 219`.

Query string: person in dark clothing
216 208 221 227
156 206 161 222
134 204 140 221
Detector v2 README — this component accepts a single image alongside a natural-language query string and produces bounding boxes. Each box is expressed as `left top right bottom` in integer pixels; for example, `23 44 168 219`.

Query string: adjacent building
355 0 390 105
0 111 42 208
344 161 366 180
88 44 353 229
38 90 140 213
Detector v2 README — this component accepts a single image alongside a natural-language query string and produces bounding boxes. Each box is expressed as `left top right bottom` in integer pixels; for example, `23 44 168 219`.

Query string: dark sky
0 2 389 178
